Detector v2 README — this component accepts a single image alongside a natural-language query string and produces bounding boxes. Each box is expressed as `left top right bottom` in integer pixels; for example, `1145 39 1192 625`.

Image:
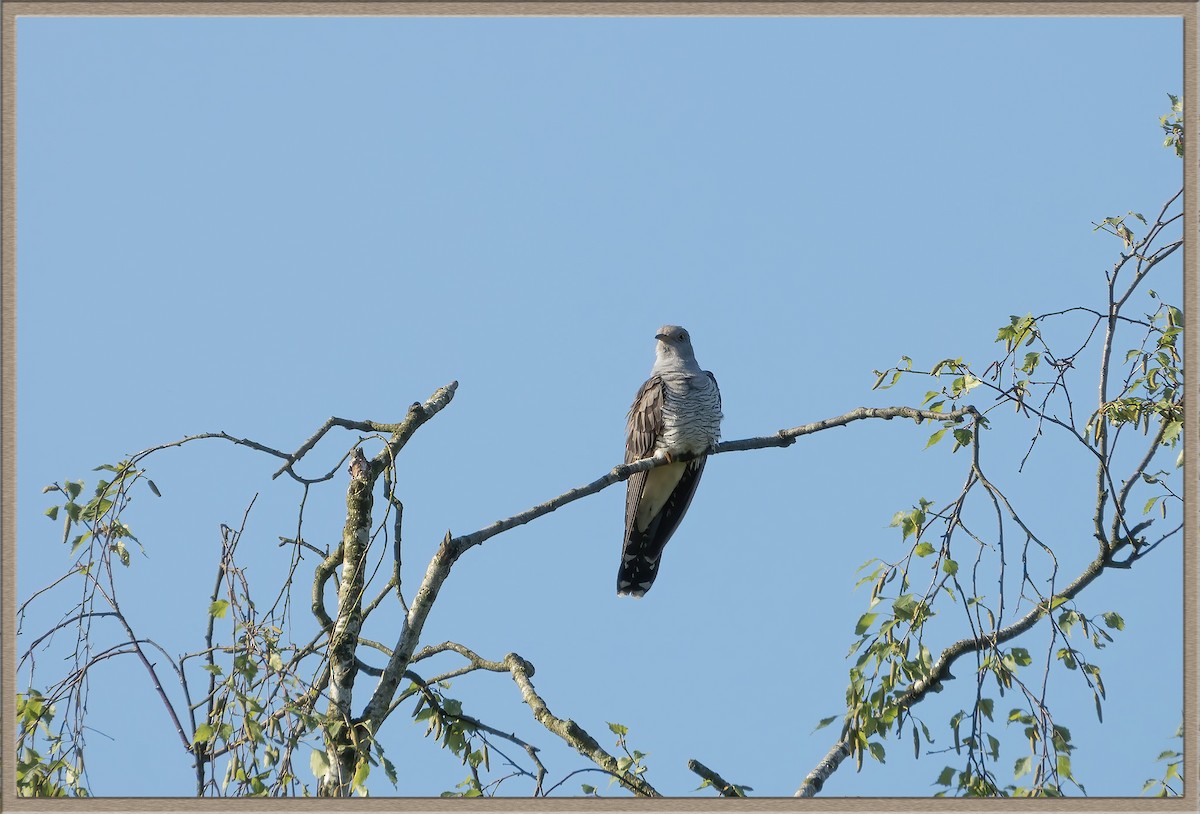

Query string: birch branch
687 758 744 797
504 653 660 798
796 537 1114 797
271 380 459 480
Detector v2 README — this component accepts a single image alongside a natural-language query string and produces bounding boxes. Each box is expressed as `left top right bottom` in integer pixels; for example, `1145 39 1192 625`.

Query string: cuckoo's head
654 325 698 366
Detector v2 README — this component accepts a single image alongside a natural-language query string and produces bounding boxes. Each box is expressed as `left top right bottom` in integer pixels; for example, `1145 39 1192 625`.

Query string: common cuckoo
618 325 722 597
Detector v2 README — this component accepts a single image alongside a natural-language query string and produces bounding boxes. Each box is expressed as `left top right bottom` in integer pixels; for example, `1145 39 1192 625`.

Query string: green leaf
925 429 947 449
942 558 958 576
854 613 878 635
44 506 59 521
914 541 935 557
1014 755 1032 780
812 716 838 733
1009 647 1032 667
1057 754 1072 779
892 594 919 620
351 758 370 794
82 497 114 521
867 741 886 763
307 753 326 782
201 664 223 676
209 600 231 619
855 557 881 573
581 783 596 795
1162 419 1183 446
987 734 1000 761
1051 724 1072 751
1102 612 1125 631
606 722 628 736
69 532 90 556
979 698 994 721
192 723 214 745
952 428 972 448
935 766 955 786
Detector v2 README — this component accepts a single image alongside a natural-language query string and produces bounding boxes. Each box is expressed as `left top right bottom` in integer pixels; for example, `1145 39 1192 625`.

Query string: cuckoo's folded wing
623 374 664 541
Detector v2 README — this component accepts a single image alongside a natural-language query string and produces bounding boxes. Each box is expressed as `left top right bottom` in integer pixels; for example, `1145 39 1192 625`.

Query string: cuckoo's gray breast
658 371 723 456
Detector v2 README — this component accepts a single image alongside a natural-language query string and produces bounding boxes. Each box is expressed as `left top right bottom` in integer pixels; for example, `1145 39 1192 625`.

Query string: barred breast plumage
658 371 723 456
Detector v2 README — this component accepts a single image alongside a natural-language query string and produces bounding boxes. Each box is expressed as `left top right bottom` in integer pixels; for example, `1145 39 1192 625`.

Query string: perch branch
451 404 981 556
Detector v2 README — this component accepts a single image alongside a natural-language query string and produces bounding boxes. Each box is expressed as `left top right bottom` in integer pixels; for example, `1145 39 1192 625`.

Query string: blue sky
14 13 1184 799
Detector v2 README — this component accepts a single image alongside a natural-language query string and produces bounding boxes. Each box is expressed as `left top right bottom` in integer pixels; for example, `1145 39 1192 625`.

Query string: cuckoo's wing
623 375 664 544
705 370 722 416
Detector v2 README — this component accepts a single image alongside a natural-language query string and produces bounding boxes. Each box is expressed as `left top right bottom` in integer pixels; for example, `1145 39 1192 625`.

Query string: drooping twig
403 667 548 792
796 534 1118 797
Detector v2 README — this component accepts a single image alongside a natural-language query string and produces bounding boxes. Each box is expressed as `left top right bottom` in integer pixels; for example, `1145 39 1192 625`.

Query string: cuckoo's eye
679 333 688 342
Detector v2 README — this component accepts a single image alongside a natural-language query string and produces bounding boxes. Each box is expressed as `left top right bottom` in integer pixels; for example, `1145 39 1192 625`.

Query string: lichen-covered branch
311 383 459 795
319 450 376 796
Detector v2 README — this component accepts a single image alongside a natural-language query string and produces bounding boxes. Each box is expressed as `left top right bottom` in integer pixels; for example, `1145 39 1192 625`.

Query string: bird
618 325 722 597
